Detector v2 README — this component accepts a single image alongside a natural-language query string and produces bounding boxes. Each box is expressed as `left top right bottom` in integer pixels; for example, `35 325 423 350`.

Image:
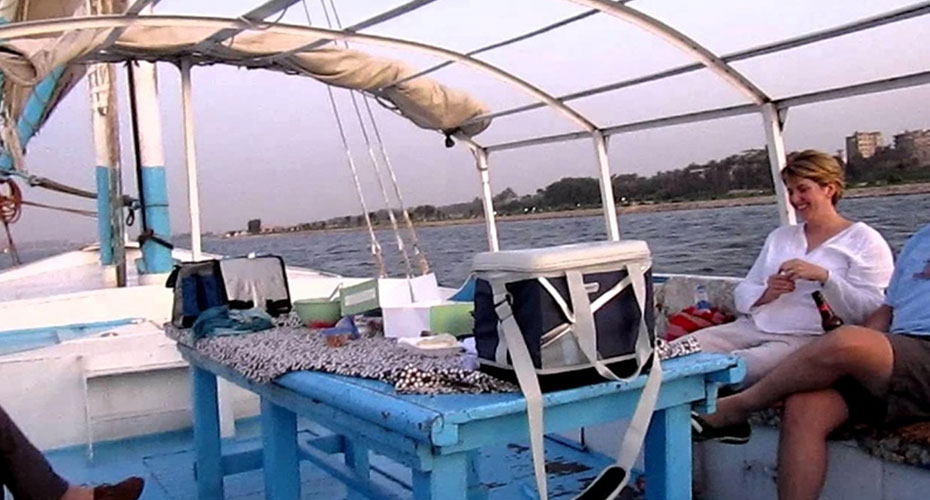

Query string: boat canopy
0 0 928 247
0 19 492 171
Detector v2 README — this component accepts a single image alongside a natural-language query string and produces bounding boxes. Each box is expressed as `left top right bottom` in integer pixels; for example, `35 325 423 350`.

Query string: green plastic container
293 298 342 327
429 302 474 337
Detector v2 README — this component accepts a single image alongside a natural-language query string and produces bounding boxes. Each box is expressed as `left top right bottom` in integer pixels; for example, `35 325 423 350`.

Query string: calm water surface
5 193 930 287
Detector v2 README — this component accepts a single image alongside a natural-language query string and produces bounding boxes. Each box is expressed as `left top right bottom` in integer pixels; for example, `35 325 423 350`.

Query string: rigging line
20 200 97 218
320 0 415 281
325 0 430 276
299 0 385 277
360 93 430 276
325 83 386 278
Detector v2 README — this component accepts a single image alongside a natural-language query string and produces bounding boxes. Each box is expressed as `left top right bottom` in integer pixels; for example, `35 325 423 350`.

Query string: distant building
893 129 930 164
845 131 884 164
247 218 261 234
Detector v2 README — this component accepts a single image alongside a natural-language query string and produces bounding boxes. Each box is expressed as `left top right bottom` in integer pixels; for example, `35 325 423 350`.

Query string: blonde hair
781 150 846 205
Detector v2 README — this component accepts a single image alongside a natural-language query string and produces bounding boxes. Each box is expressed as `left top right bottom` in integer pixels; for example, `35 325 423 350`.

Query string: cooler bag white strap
566 265 663 498
490 280 550 500
566 270 624 382
493 275 663 500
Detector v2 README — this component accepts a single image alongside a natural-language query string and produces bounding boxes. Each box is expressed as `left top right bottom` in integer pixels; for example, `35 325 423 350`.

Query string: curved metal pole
474 148 500 252
564 0 769 105
761 103 795 226
0 15 598 134
179 58 203 260
457 134 500 252
593 131 620 240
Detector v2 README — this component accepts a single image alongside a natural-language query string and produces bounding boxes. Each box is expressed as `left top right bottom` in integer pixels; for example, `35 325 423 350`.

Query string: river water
5 193 930 286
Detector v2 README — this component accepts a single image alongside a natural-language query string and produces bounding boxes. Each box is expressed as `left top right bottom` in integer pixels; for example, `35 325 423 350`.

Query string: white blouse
734 222 894 335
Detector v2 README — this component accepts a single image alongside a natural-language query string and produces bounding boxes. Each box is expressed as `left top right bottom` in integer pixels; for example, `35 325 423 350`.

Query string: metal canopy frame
1 1 929 250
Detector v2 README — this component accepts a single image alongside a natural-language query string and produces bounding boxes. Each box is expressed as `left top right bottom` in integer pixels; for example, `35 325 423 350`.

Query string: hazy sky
9 0 930 242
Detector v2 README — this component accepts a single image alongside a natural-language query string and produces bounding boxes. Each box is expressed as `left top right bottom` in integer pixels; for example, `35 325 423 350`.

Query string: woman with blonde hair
691 149 894 393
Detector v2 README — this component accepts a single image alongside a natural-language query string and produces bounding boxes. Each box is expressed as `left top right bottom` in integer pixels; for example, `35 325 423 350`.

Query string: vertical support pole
191 366 224 500
593 131 620 241
474 147 500 252
344 438 370 500
89 67 114 271
129 59 173 280
644 405 692 500
261 398 300 500
180 59 203 260
89 63 125 285
761 103 796 226
412 452 469 500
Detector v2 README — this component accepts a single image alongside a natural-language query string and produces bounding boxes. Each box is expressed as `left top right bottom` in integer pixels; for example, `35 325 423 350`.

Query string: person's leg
707 326 894 427
688 318 757 353
0 404 70 500
777 389 849 500
730 333 816 388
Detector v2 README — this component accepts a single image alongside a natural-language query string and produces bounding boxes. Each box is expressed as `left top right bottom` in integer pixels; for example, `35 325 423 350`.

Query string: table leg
412 453 468 500
261 397 300 500
644 404 692 500
192 366 224 500
344 437 370 500
466 451 487 500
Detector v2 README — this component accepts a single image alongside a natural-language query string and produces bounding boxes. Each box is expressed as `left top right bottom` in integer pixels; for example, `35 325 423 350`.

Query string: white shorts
690 317 818 387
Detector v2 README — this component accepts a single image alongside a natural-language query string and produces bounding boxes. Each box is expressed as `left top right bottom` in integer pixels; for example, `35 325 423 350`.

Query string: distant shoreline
225 182 930 238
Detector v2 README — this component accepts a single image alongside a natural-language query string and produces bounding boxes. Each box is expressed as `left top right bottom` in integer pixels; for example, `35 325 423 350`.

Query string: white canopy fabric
0 0 88 172
0 22 491 171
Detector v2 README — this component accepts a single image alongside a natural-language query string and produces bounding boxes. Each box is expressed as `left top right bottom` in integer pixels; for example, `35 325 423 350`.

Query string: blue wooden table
178 345 743 500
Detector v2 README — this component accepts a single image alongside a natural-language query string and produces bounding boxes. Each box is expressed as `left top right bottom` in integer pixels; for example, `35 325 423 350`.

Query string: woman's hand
778 258 829 284
754 273 797 307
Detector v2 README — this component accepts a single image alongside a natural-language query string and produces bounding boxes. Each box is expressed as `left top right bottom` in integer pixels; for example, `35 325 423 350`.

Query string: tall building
845 131 884 163
893 129 930 164
247 218 261 234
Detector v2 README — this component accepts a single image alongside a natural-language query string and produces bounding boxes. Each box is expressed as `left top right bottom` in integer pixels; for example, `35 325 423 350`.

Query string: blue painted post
192 367 224 500
343 438 370 500
644 404 692 500
95 166 113 265
129 61 173 278
89 64 119 271
412 453 469 500
261 397 300 500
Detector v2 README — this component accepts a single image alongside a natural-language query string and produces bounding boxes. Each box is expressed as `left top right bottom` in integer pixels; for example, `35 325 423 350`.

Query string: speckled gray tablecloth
165 314 700 395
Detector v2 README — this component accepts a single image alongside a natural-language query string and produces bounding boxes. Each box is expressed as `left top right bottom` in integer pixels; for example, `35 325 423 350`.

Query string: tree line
295 145 930 229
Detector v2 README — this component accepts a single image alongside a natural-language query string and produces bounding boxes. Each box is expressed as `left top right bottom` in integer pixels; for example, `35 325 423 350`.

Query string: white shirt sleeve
821 226 894 325
734 230 777 314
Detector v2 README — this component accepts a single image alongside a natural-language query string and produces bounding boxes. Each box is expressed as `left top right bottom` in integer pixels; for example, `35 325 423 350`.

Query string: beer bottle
812 291 844 332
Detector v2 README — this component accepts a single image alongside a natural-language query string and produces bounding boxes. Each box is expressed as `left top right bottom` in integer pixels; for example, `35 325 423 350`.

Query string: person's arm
734 230 780 313
862 304 893 333
819 229 895 325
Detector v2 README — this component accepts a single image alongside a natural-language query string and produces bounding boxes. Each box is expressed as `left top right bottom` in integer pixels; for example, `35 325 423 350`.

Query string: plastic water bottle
694 284 711 312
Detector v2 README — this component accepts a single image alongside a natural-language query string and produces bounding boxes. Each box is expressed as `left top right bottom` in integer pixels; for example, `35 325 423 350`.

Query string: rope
299 0 386 277
20 200 96 218
322 0 431 276
316 0 413 280
0 178 22 265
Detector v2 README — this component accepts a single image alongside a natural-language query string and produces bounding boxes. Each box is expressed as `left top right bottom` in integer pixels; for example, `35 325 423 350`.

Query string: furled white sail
0 20 492 157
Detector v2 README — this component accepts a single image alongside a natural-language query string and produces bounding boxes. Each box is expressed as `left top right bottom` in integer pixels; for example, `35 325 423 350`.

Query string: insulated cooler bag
167 254 292 328
472 241 663 500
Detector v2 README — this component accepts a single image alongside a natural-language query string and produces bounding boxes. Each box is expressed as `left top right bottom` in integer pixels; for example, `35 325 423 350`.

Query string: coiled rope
0 178 23 265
